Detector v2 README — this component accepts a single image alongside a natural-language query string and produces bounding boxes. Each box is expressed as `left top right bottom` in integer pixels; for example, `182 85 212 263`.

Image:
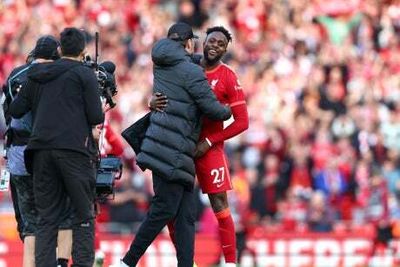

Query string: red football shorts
195 147 232 194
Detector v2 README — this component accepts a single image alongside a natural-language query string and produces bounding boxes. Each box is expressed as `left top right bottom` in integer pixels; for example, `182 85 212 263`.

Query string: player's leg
209 192 237 265
196 151 236 265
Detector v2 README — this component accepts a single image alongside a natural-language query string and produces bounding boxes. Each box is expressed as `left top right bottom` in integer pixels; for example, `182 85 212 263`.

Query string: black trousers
11 173 74 239
32 149 96 267
123 173 195 267
11 174 37 238
9 177 24 241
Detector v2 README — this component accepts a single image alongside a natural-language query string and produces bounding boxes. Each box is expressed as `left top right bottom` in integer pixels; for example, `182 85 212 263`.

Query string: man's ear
185 39 195 53
79 51 86 61
184 39 190 49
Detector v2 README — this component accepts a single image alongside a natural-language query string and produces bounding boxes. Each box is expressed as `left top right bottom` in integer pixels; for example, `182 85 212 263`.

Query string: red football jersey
199 63 246 147
195 63 248 194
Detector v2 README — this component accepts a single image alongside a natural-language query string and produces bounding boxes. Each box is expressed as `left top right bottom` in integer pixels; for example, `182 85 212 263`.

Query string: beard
204 48 223 66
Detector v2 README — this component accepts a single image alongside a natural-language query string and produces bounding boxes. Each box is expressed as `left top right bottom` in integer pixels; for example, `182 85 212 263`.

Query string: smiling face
203 31 228 66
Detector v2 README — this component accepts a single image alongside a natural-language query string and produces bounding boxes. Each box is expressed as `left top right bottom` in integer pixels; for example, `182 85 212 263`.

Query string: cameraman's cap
167 22 198 41
33 35 60 60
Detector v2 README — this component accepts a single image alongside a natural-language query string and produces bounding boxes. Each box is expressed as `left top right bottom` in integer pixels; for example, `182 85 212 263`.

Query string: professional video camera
83 32 118 108
96 155 123 200
83 57 118 109
84 33 122 200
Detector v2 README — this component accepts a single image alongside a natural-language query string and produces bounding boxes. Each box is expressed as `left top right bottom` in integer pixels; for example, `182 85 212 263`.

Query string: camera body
83 57 118 108
96 155 123 200
97 63 117 108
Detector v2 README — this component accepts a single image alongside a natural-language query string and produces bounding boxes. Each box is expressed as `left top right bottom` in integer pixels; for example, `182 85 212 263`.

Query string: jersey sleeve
207 69 249 144
225 70 246 107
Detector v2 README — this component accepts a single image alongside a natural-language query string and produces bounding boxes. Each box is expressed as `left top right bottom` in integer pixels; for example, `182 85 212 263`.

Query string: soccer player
196 26 249 267
162 26 248 266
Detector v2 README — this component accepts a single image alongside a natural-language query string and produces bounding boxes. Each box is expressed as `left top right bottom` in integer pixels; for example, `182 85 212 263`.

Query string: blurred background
1 0 400 266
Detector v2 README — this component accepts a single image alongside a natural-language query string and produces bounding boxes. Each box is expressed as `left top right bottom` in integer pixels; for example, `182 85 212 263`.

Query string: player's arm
208 102 248 144
148 92 168 112
195 104 248 157
195 72 249 157
208 71 249 144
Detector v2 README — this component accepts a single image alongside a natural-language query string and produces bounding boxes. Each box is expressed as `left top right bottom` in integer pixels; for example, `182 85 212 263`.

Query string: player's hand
149 92 168 112
194 140 211 158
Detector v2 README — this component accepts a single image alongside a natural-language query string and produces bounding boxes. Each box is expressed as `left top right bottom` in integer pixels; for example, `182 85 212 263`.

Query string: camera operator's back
10 58 104 157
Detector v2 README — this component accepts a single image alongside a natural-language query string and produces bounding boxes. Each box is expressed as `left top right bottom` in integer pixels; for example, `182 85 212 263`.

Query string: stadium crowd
1 0 400 247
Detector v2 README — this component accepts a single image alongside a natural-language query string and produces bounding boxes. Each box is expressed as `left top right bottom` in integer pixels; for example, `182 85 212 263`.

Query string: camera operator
10 27 105 267
2 35 75 267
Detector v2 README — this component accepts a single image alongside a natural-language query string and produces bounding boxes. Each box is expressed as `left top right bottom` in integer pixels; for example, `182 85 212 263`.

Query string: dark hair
174 39 192 48
33 35 60 60
60 27 86 57
26 49 35 64
206 26 232 43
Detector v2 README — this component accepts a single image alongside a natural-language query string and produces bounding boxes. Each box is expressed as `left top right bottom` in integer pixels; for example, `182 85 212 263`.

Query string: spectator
313 159 348 208
306 191 336 232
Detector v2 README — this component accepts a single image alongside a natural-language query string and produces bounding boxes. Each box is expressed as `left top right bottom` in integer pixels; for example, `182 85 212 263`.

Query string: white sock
225 263 236 267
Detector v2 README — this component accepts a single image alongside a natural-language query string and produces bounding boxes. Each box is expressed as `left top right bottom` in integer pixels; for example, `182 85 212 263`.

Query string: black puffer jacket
136 38 231 188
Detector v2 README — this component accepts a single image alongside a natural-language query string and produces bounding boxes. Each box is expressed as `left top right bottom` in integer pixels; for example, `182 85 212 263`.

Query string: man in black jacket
121 22 231 267
10 27 105 267
3 35 74 267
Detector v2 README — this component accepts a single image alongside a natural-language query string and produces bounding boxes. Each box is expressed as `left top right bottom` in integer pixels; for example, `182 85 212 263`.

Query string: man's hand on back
149 92 168 112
